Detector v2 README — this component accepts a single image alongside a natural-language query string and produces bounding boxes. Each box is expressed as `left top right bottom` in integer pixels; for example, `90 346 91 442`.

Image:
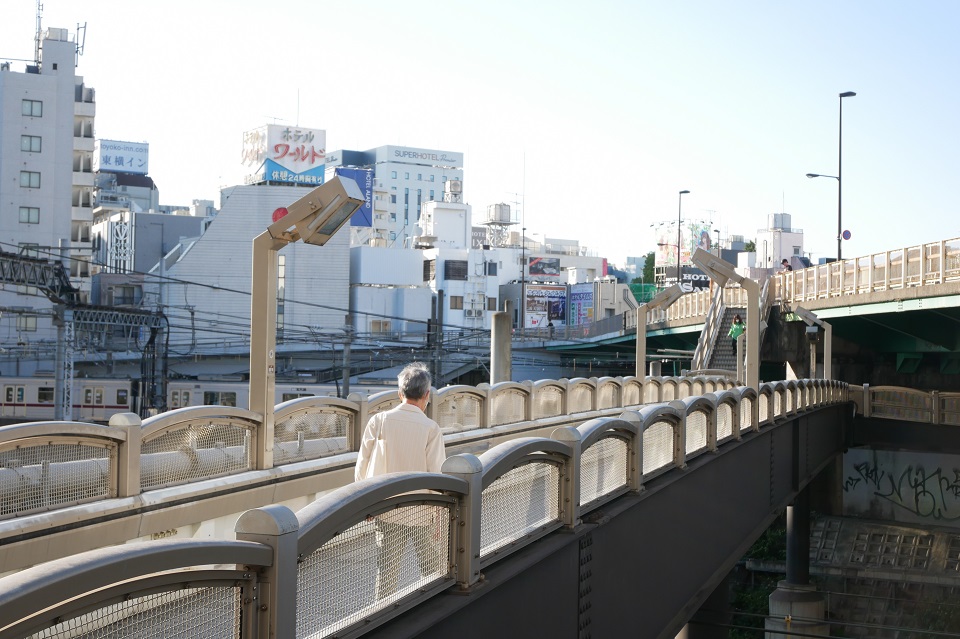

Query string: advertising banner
569 283 594 326
242 124 326 186
93 140 149 175
528 257 561 277
654 221 714 267
334 167 373 227
525 285 566 328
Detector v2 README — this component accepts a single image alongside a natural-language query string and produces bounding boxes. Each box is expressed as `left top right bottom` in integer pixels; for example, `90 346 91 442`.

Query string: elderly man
354 362 446 598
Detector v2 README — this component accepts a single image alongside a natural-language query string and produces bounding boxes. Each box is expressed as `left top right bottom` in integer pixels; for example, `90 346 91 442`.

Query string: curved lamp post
677 190 690 276
635 284 684 378
250 176 365 469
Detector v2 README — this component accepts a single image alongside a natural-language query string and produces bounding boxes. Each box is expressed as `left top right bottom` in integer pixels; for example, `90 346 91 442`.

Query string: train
0 377 397 424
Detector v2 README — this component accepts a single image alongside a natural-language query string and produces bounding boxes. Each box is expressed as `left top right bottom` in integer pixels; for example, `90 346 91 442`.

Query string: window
423 259 436 281
21 135 41 152
485 261 498 276
20 171 40 188
391 171 397 178
371 320 392 333
417 173 422 180
429 190 434 200
405 172 410 179
116 389 129 405
487 297 499 311
429 175 435 182
390 194 396 204
21 99 42 116
450 296 464 310
204 391 237 407
19 207 39 224
16 316 37 332
282 392 313 402
444 260 469 280
38 387 54 403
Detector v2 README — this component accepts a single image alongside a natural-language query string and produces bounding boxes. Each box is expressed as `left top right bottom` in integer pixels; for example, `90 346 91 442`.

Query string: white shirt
354 403 446 481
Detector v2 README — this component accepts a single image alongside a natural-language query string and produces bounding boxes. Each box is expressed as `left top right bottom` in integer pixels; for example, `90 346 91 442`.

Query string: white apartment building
0 27 96 373
755 213 804 271
143 184 351 363
325 146 464 249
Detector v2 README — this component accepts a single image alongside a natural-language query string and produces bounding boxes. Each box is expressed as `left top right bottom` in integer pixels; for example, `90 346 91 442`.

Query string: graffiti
844 458 960 521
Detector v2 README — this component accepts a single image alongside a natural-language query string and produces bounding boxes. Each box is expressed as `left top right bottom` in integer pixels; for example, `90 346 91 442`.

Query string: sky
2 1 958 266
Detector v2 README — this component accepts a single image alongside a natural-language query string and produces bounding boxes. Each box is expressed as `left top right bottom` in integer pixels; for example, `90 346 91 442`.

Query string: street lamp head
266 176 365 247
679 190 690 195
805 173 819 179
839 91 856 98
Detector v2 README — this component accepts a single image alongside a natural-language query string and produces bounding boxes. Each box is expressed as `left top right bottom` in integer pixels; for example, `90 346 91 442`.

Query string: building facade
0 27 95 373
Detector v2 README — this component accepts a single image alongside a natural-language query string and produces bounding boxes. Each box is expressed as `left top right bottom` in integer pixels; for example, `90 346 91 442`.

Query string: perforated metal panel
141 420 252 491
717 403 734 441
871 389 932 421
786 389 795 413
296 505 450 639
533 386 563 419
0 439 114 519
27 587 242 639
580 437 628 507
941 394 960 426
597 384 620 410
774 392 784 417
623 384 641 407
480 462 560 557
759 397 769 423
367 398 402 419
274 410 350 464
662 383 676 401
567 385 592 414
644 383 660 404
685 411 708 454
643 421 674 475
436 394 481 432
490 390 526 426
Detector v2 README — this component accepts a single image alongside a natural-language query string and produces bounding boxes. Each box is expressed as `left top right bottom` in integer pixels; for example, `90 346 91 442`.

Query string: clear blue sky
3 1 957 265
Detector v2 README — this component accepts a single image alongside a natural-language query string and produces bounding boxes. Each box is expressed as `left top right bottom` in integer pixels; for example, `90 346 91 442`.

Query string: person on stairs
728 314 745 354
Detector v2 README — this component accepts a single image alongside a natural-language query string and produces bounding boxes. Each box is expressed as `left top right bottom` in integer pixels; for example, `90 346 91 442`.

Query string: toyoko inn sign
93 140 149 175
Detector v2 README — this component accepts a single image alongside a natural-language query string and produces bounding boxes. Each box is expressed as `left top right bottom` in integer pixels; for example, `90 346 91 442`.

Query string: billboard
525 284 566 328
663 266 711 291
654 221 714 267
93 140 149 175
569 283 594 326
377 146 463 168
241 125 326 186
528 257 561 277
334 167 373 227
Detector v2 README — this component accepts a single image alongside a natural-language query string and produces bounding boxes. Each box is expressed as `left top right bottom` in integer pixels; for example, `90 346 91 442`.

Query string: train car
166 379 397 410
0 377 133 424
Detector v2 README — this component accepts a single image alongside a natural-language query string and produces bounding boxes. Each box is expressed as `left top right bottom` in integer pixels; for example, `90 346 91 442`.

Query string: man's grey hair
398 362 431 400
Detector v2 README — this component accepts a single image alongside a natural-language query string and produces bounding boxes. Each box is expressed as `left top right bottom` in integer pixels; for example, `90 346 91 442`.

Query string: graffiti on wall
843 448 960 523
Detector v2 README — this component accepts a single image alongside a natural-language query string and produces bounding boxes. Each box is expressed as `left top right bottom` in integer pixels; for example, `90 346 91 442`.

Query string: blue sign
263 159 325 186
335 167 374 227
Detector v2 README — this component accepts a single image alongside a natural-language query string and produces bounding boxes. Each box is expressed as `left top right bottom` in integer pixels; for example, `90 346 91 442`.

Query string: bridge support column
765 489 828 639
491 304 512 384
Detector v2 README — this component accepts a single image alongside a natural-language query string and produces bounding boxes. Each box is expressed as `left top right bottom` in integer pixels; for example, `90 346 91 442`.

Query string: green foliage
643 251 655 284
744 240 756 253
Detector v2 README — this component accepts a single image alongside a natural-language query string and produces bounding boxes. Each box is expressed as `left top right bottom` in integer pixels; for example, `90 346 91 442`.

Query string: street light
249 176 365 469
635 284 684 378
691 248 759 392
677 190 690 277
793 306 833 380
807 91 855 262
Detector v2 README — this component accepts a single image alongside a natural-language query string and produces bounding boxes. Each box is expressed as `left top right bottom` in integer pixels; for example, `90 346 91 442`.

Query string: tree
744 239 756 253
643 251 655 284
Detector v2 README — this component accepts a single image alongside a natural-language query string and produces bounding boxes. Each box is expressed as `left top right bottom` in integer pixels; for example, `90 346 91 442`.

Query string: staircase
708 307 746 371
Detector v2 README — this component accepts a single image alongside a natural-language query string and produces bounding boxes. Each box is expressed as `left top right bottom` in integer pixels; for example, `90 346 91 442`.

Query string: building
755 213 804 272
325 146 464 249
0 26 95 373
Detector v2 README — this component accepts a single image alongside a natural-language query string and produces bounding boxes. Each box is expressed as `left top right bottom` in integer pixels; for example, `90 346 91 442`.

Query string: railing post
476 383 492 429
863 383 871 418
441 454 483 589
109 412 141 498
351 392 369 452
551 426 581 529
619 410 645 491
236 504 300 639
932 390 941 425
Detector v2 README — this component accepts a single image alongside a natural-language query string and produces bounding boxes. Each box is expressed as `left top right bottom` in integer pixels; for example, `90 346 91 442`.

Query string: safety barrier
0 378 848 639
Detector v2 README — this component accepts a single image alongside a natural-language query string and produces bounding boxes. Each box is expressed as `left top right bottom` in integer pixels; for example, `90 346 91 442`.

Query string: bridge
1 237 960 638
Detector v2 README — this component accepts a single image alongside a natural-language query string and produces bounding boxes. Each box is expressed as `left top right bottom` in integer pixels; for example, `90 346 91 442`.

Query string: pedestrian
781 258 793 272
728 314 745 354
547 320 555 339
354 362 446 598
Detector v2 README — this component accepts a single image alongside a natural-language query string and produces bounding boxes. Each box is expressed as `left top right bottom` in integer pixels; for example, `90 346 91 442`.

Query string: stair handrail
691 284 725 370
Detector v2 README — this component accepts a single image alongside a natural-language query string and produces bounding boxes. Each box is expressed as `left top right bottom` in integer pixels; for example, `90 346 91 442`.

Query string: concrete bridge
2 238 960 638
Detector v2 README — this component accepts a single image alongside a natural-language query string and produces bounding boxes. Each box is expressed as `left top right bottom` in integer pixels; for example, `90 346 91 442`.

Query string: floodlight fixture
691 248 743 287
635 284 685 378
647 284 684 310
794 306 832 379
265 176 365 247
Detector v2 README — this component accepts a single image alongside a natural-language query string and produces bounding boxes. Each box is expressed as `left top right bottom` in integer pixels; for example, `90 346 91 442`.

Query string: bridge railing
850 384 960 425
777 237 960 303
0 379 848 639
0 375 738 522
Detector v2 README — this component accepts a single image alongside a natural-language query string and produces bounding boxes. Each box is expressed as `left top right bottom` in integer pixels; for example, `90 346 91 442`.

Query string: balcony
73 171 95 187
73 137 95 152
74 101 95 118
72 206 93 222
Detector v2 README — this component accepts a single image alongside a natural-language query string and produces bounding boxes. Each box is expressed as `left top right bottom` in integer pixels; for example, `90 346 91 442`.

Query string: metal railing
0 378 848 639
0 375 738 522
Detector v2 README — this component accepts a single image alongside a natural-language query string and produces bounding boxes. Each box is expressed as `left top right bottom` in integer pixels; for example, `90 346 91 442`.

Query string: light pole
677 190 690 279
635 285 684 378
250 176 364 469
520 226 526 334
807 91 855 262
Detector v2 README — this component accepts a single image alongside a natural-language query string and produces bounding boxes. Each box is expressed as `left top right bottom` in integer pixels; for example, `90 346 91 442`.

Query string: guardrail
0 379 847 639
0 375 738 522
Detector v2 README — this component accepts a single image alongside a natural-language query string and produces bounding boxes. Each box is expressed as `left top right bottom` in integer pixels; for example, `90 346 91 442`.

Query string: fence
0 379 847 639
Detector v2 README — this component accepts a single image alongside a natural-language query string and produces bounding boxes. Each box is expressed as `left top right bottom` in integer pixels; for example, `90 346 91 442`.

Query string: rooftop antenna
34 0 43 66
75 22 87 66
